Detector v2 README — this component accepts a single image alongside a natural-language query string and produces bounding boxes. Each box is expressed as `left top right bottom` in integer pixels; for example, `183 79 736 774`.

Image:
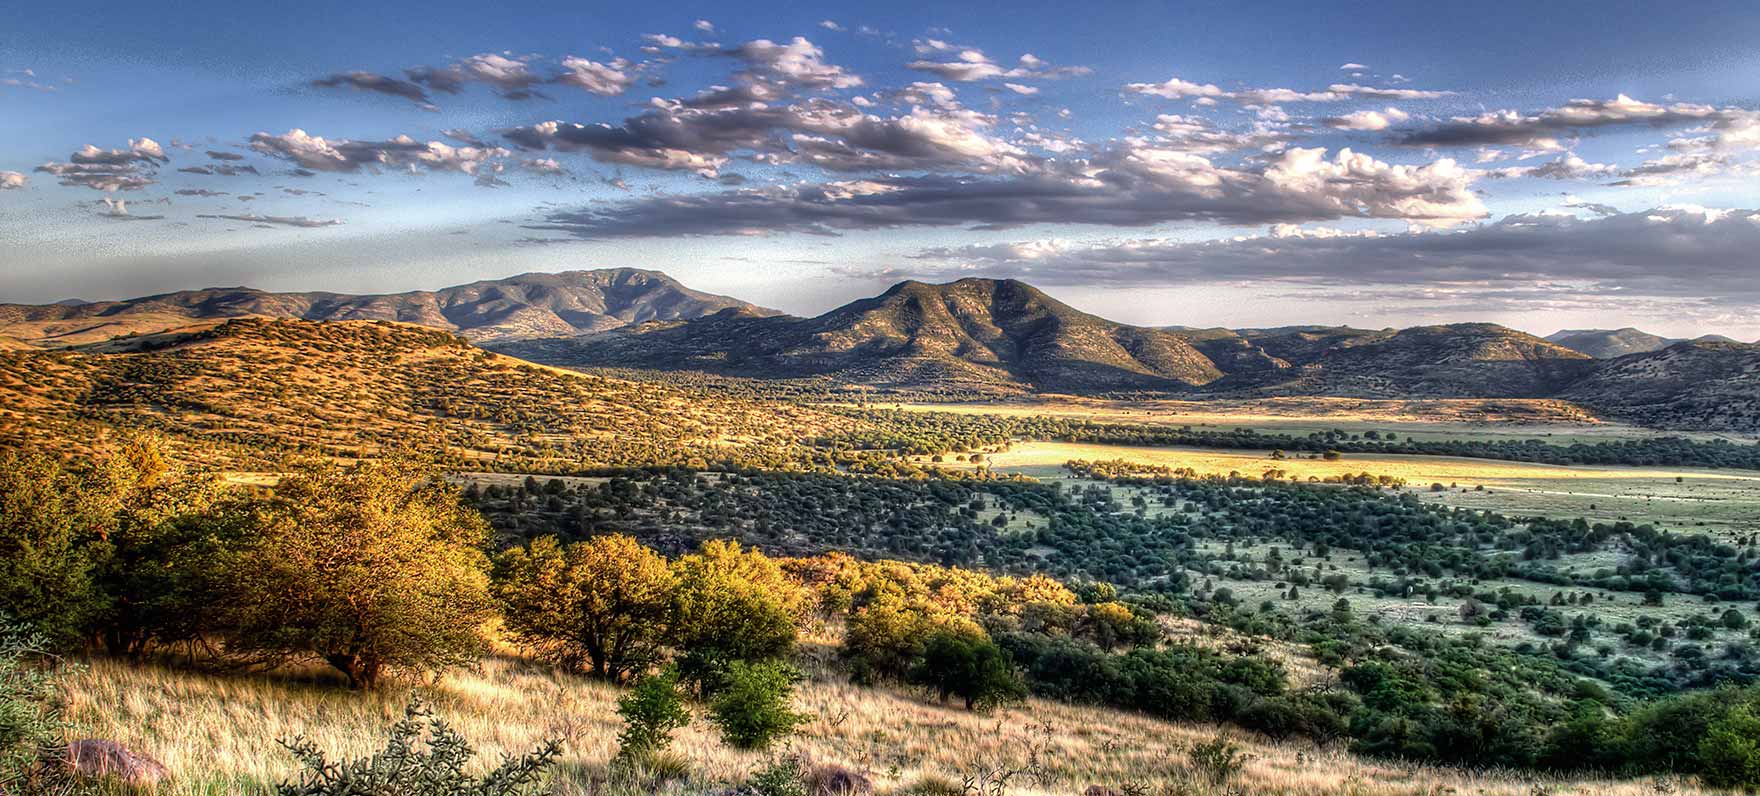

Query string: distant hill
1546 328 1677 358
0 268 774 346
1234 324 1597 398
1560 341 1760 432
498 278 1227 393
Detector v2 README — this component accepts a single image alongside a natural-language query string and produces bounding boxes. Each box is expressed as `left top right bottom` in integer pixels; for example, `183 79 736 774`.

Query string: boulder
64 739 168 788
807 762 873 796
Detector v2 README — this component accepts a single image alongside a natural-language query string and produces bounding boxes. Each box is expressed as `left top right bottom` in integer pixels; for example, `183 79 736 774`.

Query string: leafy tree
670 540 804 687
909 630 1026 711
496 534 675 681
0 451 107 649
222 459 493 689
1700 704 1760 790
615 668 691 758
707 660 805 750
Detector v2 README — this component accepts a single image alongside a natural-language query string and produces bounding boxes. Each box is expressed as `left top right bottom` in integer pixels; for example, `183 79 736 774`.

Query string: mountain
1233 324 1597 398
1546 328 1677 358
0 268 774 346
496 278 1227 394
497 279 1603 399
1560 341 1760 432
0 317 856 469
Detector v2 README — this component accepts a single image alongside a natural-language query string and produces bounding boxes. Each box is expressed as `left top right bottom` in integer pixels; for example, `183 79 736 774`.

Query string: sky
2 0 1758 338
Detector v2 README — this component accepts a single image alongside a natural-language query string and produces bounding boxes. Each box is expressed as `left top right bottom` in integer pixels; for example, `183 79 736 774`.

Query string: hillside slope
1561 341 1760 432
499 278 1226 393
0 268 773 346
1546 327 1677 358
0 318 851 469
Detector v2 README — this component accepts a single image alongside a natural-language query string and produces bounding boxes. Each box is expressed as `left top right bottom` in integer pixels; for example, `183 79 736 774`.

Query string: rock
64 739 168 788
1084 786 1120 796
808 762 873 796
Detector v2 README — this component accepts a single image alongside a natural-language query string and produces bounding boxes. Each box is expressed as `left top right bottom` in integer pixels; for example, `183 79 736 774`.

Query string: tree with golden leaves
494 533 676 682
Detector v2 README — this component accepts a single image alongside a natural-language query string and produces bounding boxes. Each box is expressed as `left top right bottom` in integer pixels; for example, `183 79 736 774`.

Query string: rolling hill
1560 340 1760 432
497 278 1227 393
0 268 774 346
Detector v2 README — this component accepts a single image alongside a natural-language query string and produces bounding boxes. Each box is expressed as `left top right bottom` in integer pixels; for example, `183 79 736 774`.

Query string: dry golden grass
63 648 1717 796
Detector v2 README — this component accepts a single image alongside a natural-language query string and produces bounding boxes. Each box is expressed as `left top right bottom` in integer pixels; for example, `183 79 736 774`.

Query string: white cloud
0 171 27 189
1322 107 1410 131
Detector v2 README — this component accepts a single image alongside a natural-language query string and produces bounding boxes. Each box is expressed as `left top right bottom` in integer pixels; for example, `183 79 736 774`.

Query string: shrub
1186 735 1247 785
708 660 806 750
276 698 560 796
745 752 808 796
1699 705 1760 789
616 668 691 757
496 534 675 681
671 540 805 688
0 451 107 650
0 618 79 794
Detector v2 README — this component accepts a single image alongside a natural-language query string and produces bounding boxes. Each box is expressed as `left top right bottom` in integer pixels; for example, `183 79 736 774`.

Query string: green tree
0 450 107 649
707 660 805 750
496 534 675 681
1700 704 1760 790
908 630 1026 711
670 540 804 687
615 668 691 758
223 459 493 689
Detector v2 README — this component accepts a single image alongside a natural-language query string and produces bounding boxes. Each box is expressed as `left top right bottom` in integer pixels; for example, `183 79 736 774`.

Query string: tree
222 459 493 689
0 450 107 649
615 668 691 758
670 540 804 687
707 660 805 750
1700 704 1760 789
909 630 1026 711
496 534 675 681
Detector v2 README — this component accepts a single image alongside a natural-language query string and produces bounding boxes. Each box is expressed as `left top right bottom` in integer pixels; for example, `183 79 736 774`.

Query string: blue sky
3 0 1758 337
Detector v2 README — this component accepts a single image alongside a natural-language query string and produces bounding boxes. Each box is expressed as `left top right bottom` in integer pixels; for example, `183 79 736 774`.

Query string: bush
670 541 805 689
744 752 808 796
276 698 560 796
0 451 107 650
1699 705 1760 789
1186 734 1247 785
616 668 691 757
0 618 79 794
708 660 806 750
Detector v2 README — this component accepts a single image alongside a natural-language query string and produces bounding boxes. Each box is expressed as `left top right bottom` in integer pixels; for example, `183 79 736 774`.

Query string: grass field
885 397 1756 444
946 441 1760 537
62 650 1714 796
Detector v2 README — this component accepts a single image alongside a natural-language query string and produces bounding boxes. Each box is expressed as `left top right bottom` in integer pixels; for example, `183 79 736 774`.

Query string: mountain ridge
0 268 777 346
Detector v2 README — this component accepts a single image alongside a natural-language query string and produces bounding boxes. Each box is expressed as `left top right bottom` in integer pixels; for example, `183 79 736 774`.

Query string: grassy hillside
0 317 856 471
63 651 1698 796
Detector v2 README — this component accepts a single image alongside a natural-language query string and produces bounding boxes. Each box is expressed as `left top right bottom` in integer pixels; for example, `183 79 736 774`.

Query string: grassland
943 441 1760 538
886 396 1757 444
63 649 1711 796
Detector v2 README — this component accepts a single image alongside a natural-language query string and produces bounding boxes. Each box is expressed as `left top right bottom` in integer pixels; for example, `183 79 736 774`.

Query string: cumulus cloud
902 205 1760 303
523 143 1486 239
99 197 164 220
0 171 25 189
249 129 510 176
724 37 862 89
35 138 168 191
178 164 260 177
1146 114 1288 154
1322 107 1410 131
407 53 547 100
1126 76 1450 104
500 98 1039 177
556 56 636 95
197 213 343 228
906 40 1090 82
1398 95 1729 149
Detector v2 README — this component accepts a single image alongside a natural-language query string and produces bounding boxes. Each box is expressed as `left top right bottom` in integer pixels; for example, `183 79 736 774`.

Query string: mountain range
2 270 1755 431
0 268 773 346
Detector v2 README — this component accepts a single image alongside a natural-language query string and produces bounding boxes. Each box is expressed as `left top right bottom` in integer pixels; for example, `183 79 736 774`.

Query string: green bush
1186 734 1247 785
744 752 807 796
1699 705 1760 790
707 660 805 750
616 668 691 757
0 618 80 794
276 698 560 796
